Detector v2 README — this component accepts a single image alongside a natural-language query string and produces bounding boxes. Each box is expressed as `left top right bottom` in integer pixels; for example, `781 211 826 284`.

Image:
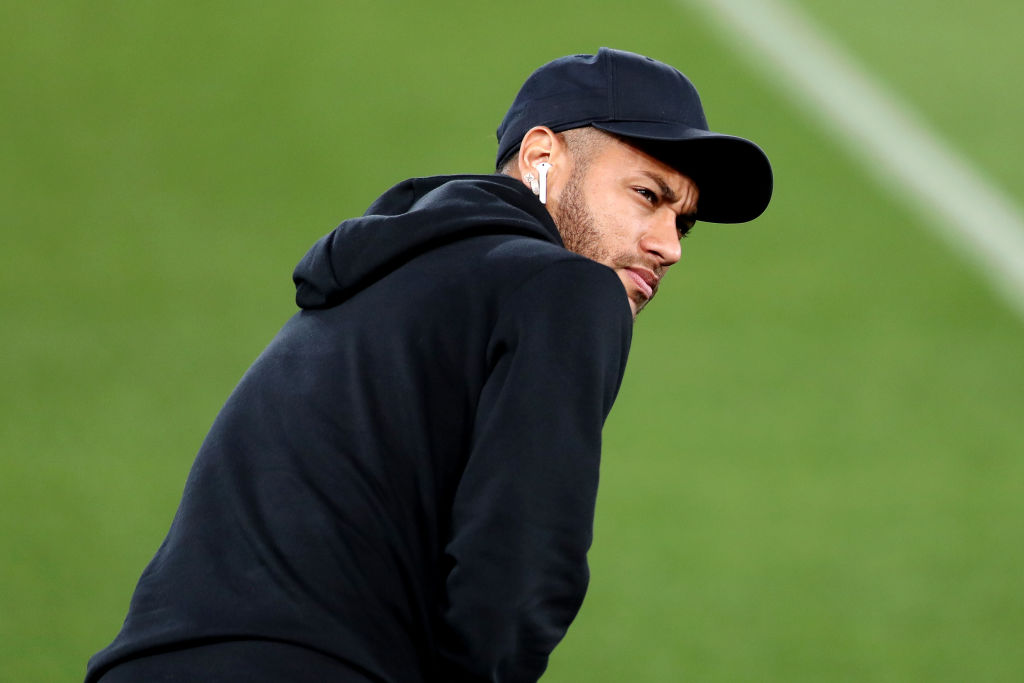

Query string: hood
293 174 562 309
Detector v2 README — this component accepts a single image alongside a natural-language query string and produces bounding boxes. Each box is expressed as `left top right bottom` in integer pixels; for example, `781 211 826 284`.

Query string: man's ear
516 126 561 180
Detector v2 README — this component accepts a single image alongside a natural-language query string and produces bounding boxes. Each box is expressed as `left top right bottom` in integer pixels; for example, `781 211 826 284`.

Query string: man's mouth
624 267 657 300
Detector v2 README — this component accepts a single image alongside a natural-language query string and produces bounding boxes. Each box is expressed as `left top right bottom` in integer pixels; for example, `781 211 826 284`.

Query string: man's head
495 48 773 316
505 125 697 316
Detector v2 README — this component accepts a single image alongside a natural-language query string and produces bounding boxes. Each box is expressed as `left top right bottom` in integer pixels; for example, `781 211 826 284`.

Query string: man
86 48 771 682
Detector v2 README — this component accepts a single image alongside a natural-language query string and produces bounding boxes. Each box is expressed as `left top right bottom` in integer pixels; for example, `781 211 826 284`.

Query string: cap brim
592 121 773 224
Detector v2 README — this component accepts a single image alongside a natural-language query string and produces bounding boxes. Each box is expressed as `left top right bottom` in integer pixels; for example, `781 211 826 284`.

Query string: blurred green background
3 1 1022 680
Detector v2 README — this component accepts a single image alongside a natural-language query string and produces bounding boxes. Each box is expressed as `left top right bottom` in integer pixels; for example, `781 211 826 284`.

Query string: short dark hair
497 126 611 176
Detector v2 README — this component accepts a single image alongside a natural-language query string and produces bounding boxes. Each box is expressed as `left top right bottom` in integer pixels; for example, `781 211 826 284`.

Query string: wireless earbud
536 162 552 205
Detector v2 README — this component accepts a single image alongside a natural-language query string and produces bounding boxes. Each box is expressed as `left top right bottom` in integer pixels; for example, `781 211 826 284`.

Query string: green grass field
3 1 1022 680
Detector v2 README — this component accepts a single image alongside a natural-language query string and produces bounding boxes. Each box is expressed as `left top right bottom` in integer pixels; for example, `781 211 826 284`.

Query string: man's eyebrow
640 170 697 231
640 171 679 203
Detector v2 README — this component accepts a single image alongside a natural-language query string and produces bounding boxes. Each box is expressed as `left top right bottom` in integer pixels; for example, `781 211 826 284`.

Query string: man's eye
634 187 658 204
677 218 696 239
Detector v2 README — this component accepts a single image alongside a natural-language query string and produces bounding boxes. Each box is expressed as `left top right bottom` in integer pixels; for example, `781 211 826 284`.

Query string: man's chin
629 295 652 319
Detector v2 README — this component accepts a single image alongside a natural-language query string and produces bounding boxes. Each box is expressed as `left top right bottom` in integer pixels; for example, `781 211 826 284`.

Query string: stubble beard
551 167 609 265
551 167 654 316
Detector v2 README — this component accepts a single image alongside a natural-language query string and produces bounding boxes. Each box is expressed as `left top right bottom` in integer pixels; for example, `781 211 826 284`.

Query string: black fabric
86 174 633 683
93 640 377 682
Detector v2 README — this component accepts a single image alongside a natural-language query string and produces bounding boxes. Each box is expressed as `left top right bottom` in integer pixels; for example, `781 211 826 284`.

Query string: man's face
549 136 700 317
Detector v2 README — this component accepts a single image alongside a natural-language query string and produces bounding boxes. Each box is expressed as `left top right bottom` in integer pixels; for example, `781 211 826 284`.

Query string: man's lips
624 267 657 300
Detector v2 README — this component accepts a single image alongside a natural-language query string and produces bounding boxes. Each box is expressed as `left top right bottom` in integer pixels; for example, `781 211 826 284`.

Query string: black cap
495 48 773 223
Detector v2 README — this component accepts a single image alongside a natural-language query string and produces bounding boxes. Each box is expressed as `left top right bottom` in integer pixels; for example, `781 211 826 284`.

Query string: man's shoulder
472 239 631 329
478 232 575 268
475 235 617 294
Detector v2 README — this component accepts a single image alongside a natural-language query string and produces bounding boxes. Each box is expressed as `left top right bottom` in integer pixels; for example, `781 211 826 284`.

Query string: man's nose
639 210 682 266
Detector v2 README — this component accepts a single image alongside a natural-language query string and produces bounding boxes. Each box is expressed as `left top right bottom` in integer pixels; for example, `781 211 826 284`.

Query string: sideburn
550 168 608 264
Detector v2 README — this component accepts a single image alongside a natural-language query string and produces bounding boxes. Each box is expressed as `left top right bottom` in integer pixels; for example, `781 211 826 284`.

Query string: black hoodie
87 174 633 683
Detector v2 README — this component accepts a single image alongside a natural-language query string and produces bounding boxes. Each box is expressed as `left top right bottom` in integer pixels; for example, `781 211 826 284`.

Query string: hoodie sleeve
437 259 633 682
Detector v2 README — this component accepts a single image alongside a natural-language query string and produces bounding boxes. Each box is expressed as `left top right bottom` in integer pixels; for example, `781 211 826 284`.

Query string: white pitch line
684 0 1024 320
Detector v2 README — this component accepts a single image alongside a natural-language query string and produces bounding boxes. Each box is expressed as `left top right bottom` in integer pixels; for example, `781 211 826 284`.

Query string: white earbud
536 162 552 204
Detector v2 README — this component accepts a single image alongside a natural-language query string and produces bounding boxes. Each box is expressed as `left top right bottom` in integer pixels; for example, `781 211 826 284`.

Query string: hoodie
86 174 633 683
